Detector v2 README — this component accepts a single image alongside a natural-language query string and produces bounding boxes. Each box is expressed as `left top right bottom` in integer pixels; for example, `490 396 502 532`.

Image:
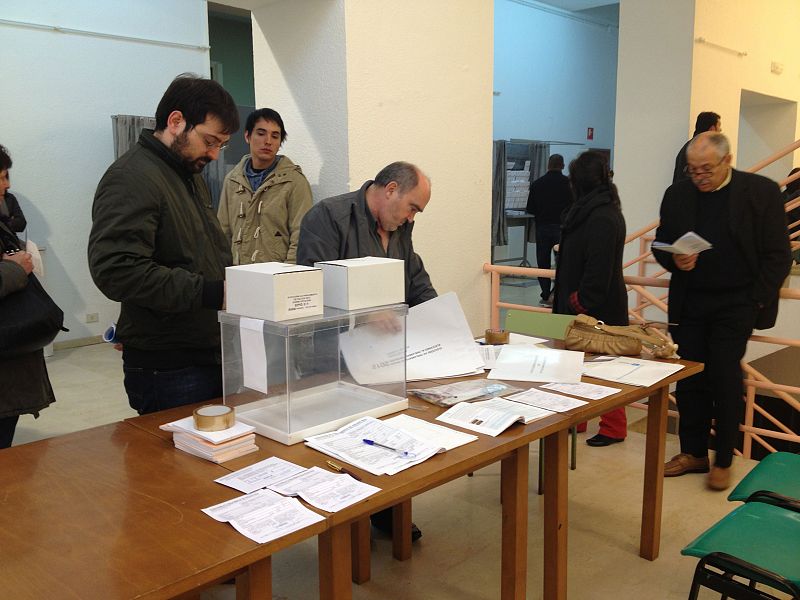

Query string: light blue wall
493 0 619 168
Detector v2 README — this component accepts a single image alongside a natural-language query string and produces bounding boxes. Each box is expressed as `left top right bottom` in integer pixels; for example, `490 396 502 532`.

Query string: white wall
493 0 619 168
250 0 349 202
1 0 211 342
692 0 800 174
613 0 695 235
343 0 494 333
738 91 797 183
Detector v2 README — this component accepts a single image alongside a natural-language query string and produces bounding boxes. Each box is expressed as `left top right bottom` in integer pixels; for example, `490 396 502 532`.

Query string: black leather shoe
586 434 624 447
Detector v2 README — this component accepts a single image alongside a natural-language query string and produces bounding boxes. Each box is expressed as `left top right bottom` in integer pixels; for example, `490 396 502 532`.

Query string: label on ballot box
226 262 323 321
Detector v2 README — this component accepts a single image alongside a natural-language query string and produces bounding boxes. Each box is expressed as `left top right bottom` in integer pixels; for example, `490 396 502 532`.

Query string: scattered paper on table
487 345 584 383
383 413 478 450
582 356 684 387
268 466 380 512
436 402 527 436
215 456 306 494
541 381 621 400
203 488 287 522
228 497 324 544
474 398 556 424
505 388 588 412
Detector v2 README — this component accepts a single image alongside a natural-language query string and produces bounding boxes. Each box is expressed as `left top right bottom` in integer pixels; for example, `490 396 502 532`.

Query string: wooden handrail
746 138 800 174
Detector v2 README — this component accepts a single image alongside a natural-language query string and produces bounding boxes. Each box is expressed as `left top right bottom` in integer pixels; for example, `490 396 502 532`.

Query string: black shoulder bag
0 225 65 357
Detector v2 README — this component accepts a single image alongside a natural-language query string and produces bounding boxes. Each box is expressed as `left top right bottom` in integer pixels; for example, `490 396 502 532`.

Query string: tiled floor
14 342 760 599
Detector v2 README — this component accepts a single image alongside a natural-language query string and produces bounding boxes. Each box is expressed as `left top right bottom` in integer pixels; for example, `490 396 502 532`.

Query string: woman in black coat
553 151 628 446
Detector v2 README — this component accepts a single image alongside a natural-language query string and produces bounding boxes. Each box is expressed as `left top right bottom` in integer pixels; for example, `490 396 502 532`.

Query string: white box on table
315 257 404 310
226 262 323 321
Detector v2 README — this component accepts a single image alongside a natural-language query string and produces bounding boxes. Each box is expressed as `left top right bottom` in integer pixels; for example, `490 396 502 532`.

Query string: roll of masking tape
485 328 510 345
193 404 235 431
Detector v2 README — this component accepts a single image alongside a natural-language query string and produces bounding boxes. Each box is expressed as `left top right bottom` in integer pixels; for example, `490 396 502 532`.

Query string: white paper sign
240 317 268 393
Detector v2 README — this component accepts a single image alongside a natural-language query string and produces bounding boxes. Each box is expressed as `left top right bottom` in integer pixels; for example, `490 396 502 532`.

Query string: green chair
503 309 578 495
728 451 800 504
681 498 800 599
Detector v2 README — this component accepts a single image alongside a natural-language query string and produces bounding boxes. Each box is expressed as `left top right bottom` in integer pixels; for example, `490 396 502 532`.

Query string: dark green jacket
88 130 231 365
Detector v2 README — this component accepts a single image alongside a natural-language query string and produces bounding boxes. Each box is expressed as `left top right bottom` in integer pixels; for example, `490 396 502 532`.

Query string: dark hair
374 161 423 194
693 111 720 136
787 167 800 195
155 73 239 134
548 154 564 170
0 144 11 171
568 150 620 207
245 108 287 142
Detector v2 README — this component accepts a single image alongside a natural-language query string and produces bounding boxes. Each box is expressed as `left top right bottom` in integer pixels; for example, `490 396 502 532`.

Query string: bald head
368 161 431 232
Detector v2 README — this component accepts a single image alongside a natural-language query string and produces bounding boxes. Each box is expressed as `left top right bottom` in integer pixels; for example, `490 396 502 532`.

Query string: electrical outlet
86 313 99 323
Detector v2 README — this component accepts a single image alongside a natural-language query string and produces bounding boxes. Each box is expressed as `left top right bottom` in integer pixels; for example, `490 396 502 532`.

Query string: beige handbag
564 314 679 358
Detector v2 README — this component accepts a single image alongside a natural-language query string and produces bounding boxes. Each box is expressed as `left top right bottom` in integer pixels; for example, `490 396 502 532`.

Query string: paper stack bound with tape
159 406 258 464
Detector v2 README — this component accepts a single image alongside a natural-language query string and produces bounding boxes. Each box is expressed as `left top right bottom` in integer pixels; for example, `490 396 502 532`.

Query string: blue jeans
123 364 223 415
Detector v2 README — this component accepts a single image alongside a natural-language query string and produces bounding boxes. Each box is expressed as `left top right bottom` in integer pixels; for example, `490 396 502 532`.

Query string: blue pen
362 439 417 459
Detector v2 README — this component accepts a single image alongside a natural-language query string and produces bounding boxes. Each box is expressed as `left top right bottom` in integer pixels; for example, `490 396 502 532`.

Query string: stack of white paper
305 416 443 476
504 388 588 412
160 416 258 463
487 345 584 383
382 414 478 450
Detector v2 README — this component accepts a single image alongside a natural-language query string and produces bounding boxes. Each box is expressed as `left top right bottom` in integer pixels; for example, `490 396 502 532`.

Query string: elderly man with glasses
653 131 791 490
89 74 239 415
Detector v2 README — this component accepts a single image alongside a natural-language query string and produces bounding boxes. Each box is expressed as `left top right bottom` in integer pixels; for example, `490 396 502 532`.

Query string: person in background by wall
218 108 312 265
654 132 791 490
526 153 572 307
89 74 239 415
0 221 54 449
553 151 628 447
0 145 27 233
673 111 721 184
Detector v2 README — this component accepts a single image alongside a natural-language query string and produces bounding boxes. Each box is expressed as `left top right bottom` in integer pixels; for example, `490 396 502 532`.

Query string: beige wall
342 0 494 332
692 0 800 170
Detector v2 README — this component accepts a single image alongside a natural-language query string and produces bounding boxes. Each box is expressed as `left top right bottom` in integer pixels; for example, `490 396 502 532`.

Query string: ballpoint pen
362 439 417 459
325 460 363 481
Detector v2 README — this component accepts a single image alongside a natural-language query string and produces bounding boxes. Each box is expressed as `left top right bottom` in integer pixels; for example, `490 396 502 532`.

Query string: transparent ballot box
219 304 408 445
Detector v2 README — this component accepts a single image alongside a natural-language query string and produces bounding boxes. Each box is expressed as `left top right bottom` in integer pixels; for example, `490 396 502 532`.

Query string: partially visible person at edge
0 147 53 448
552 150 629 447
526 153 572 307
673 111 721 184
296 161 435 542
88 74 239 415
218 108 312 265
654 132 791 491
783 166 800 263
0 144 27 233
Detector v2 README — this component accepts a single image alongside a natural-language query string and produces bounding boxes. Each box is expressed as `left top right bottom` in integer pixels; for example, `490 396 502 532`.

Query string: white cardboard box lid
227 262 320 275
317 257 403 268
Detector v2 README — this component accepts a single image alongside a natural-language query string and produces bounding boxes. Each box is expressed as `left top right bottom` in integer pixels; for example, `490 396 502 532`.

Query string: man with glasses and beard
653 131 791 490
89 74 239 414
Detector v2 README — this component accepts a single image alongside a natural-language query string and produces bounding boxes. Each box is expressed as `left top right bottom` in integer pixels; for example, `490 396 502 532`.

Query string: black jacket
553 187 628 325
526 170 572 225
673 139 691 184
89 130 231 365
653 169 791 330
0 192 27 233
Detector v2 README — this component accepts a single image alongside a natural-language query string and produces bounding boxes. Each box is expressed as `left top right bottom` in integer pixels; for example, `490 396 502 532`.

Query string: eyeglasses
193 127 229 152
684 157 725 178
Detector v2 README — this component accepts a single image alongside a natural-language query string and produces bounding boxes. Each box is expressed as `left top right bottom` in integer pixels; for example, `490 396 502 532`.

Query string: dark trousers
123 363 223 415
0 415 19 449
535 223 561 300
670 288 756 468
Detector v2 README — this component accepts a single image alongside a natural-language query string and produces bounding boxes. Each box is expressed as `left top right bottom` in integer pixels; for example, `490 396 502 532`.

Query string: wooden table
0 422 325 600
126 356 700 600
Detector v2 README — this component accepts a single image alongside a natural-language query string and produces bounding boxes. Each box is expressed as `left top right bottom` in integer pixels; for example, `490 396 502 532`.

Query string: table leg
351 517 371 583
319 524 352 600
392 499 413 561
235 557 271 600
640 385 669 560
543 428 568 600
501 445 529 600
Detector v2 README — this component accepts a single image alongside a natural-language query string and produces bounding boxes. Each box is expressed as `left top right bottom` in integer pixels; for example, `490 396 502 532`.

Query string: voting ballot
219 304 408 445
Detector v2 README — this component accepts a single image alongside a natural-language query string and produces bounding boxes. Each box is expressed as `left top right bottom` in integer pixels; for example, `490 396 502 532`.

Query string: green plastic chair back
681 501 800 589
504 310 574 341
728 451 800 502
